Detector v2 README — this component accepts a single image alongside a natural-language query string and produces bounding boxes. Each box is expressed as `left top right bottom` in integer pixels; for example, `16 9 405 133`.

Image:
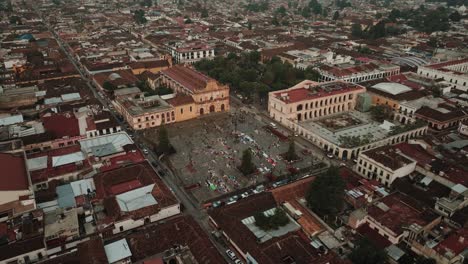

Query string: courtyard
316 113 364 132
143 104 322 203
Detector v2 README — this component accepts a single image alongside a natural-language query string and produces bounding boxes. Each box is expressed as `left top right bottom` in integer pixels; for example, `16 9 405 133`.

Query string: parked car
234 259 243 264
225 249 236 260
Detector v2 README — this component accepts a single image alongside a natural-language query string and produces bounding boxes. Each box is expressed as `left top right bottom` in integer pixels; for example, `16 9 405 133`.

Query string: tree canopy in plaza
306 166 345 216
239 148 256 175
194 51 320 101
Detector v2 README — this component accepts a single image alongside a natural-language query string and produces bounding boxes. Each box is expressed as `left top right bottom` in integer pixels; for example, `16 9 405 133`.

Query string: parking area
143 104 323 203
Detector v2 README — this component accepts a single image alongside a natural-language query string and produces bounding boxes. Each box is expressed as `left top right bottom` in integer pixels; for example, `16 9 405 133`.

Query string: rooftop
209 192 340 264
126 215 225 263
79 132 133 158
0 152 29 191
367 192 439 236
273 80 365 104
104 238 132 264
161 65 215 93
300 111 392 146
362 145 416 171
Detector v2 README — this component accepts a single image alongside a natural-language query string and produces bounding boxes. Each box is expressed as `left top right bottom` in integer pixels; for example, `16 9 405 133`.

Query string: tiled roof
0 152 29 191
367 192 439 236
161 65 211 92
127 215 225 263
273 80 365 104
209 192 341 264
42 112 80 138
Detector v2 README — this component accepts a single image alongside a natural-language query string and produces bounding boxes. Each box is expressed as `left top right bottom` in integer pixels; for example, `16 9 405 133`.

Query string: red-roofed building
317 61 400 83
418 58 468 91
92 161 180 237
209 192 345 264
41 112 80 138
355 192 441 245
161 65 229 115
0 152 32 205
269 80 365 123
26 145 92 190
411 227 468 264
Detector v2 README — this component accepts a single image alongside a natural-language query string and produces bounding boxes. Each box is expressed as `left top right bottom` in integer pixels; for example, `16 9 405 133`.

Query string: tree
309 0 322 15
254 208 290 230
103 81 116 91
285 139 298 161
332 11 339 20
351 23 363 38
306 166 345 216
349 238 387 264
370 105 393 122
157 126 172 154
275 6 287 17
140 0 152 7
240 148 255 175
201 9 209 18
449 11 461 22
133 9 147 24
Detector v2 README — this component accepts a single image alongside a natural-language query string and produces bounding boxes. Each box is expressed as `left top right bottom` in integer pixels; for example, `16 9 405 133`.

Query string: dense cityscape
0 0 467 263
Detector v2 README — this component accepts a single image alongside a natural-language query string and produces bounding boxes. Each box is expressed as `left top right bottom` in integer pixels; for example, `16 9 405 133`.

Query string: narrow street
43 19 235 263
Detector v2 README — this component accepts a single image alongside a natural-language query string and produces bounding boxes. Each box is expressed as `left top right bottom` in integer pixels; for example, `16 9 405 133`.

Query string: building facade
114 65 229 130
354 146 417 187
417 58 468 91
269 80 365 124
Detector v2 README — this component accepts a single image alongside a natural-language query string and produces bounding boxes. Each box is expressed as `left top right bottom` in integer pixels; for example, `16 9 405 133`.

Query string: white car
225 249 236 260
234 259 243 264
143 149 149 155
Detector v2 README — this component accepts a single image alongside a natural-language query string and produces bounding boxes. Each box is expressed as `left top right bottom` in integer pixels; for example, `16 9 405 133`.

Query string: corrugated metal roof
0 114 23 126
57 184 76 209
116 184 157 212
61 92 81 102
104 238 132 264
52 151 85 167
27 156 48 171
70 178 95 197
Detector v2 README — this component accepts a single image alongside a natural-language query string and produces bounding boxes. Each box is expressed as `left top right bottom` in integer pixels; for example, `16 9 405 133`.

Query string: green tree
254 208 290 230
140 0 152 7
103 81 116 91
301 6 311 18
351 23 363 38
157 126 172 154
240 148 255 175
332 11 339 20
370 105 393 122
285 139 298 161
349 238 387 264
133 9 147 24
309 0 322 15
449 11 461 22
275 6 287 17
201 9 209 18
306 166 345 216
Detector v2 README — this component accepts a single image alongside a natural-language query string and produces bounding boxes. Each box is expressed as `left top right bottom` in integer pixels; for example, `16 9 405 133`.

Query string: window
181 108 183 114
190 106 192 112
